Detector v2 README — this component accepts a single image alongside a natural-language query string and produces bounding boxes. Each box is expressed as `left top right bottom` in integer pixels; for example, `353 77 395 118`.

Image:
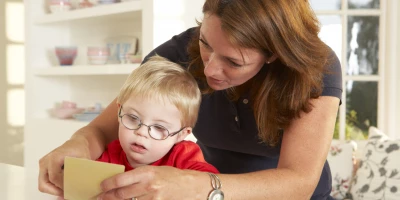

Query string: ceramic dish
55 46 78 66
49 108 85 119
73 113 100 121
105 36 138 64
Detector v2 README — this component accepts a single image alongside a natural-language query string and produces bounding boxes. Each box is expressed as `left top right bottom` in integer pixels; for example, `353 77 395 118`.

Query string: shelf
29 118 89 140
35 1 142 24
34 64 139 76
35 117 89 127
32 118 197 143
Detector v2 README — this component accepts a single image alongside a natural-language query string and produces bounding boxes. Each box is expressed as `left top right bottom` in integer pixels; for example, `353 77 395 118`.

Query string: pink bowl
61 101 77 109
127 54 142 64
55 46 77 66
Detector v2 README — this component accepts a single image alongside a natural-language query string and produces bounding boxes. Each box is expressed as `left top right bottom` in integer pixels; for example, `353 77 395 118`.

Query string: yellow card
64 157 125 200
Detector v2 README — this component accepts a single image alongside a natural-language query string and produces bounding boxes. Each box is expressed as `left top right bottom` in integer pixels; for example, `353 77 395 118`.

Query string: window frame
312 0 398 140
383 0 399 139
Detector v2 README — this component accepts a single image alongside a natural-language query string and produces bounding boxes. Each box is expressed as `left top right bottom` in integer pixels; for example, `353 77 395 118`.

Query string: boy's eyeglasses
118 106 185 140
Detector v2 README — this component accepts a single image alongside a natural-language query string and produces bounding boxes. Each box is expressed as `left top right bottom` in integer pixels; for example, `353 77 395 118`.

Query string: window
1 0 25 166
310 0 386 140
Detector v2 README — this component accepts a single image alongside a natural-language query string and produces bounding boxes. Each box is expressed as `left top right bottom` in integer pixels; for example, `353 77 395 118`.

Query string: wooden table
0 163 57 200
0 163 25 200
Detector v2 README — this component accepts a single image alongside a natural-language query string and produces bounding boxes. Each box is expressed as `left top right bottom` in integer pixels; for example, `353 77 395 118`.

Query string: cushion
327 141 355 199
350 127 400 200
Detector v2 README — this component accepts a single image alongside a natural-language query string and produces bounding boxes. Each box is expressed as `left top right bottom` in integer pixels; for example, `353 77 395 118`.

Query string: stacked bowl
48 0 72 13
48 101 84 119
87 47 110 65
98 0 119 5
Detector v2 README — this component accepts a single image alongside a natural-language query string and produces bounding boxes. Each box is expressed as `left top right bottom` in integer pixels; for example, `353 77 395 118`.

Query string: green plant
333 110 367 140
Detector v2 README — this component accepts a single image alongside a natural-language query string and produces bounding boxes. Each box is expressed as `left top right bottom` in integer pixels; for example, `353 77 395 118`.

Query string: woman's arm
38 98 120 196
218 96 339 199
78 98 120 159
98 96 339 200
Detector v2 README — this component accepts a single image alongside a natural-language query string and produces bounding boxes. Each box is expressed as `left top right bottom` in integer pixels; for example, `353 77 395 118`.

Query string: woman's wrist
70 126 105 160
183 170 214 200
207 173 224 200
70 130 89 144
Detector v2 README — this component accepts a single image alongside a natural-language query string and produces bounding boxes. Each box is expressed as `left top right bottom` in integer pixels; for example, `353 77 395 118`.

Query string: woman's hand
38 136 91 197
98 166 208 200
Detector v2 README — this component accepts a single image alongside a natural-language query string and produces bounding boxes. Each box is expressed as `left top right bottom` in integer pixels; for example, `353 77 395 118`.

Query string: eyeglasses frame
118 106 186 140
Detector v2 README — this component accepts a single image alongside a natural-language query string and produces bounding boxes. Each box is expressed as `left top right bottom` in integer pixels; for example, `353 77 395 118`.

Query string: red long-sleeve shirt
97 140 219 173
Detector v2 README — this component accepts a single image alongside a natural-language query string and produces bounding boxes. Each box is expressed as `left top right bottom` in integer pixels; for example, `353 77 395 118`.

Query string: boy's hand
38 137 91 197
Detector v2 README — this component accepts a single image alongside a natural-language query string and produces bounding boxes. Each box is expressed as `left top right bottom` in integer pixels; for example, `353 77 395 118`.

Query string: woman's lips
130 143 147 154
208 77 224 84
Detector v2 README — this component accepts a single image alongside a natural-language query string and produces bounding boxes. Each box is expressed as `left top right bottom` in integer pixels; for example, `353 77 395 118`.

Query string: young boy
96 55 218 173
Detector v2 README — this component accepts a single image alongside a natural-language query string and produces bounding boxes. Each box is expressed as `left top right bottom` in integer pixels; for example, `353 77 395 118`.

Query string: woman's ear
176 127 192 143
266 54 278 64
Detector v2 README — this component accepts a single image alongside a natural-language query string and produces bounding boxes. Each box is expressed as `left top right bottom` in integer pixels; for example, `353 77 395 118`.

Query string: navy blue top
144 28 343 199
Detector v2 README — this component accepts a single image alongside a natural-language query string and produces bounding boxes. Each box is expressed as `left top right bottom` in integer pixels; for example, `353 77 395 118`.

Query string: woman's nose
204 53 222 76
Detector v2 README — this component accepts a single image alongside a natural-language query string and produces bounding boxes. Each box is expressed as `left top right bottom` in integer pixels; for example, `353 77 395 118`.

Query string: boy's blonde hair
117 55 201 128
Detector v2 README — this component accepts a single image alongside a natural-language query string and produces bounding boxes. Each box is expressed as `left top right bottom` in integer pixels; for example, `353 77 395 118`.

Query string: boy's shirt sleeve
165 141 219 174
97 140 219 173
96 140 122 164
96 147 111 163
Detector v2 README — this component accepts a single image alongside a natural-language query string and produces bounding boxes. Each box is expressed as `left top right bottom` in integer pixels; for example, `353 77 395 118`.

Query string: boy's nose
134 125 149 138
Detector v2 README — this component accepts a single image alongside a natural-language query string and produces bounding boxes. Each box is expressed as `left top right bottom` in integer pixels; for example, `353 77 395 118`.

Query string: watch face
209 189 224 200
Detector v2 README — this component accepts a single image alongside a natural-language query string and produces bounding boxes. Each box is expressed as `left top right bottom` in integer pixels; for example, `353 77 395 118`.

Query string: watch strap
207 173 224 200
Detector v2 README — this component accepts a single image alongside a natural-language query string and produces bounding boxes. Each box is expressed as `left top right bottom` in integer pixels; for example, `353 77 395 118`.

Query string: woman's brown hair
188 0 332 146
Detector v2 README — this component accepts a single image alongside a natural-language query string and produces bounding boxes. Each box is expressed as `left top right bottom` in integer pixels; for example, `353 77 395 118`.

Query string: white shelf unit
24 0 204 199
35 1 142 24
34 64 139 76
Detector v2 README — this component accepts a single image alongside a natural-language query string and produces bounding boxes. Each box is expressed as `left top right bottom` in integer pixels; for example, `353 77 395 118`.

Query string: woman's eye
228 60 242 67
199 38 211 49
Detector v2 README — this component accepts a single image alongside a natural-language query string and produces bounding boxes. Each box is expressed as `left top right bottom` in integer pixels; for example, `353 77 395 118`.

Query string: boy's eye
128 115 140 122
153 125 166 131
151 125 168 136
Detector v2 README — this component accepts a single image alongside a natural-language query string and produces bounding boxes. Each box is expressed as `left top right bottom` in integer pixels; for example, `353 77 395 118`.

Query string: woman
39 0 342 199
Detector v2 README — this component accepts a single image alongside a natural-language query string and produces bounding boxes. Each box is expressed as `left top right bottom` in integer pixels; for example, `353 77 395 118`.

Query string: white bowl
88 55 109 65
87 46 110 56
50 4 72 13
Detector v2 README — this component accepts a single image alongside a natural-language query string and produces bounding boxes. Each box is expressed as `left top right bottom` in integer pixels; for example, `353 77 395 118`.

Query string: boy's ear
117 103 121 123
176 127 192 143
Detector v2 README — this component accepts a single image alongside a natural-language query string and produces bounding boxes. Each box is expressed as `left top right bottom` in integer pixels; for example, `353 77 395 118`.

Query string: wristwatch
207 173 224 200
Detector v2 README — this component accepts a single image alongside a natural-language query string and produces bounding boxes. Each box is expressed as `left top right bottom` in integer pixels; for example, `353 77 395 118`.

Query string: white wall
397 1 400 139
151 0 203 50
0 1 7 162
0 0 24 166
